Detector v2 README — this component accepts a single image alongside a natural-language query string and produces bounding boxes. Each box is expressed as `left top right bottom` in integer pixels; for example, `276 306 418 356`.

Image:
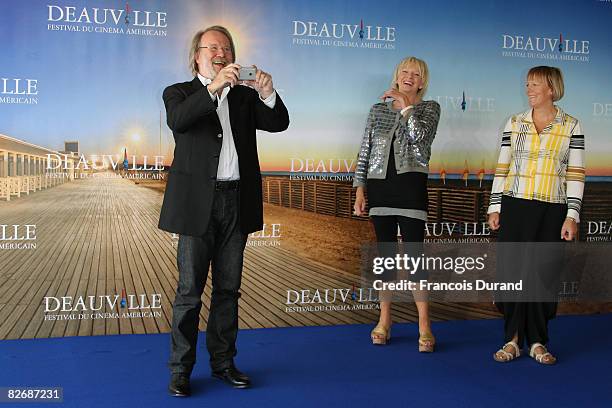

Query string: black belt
215 180 240 191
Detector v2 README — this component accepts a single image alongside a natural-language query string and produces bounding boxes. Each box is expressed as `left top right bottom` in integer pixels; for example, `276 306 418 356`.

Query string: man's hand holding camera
207 63 240 94
207 64 274 100
250 65 274 99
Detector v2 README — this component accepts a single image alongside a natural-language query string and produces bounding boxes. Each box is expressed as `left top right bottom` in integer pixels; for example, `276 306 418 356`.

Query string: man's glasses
199 45 232 54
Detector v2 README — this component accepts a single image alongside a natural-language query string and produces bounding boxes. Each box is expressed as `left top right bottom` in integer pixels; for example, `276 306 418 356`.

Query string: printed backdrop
1 0 611 339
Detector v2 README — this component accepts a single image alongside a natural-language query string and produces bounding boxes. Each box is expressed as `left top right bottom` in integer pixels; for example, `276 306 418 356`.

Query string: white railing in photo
0 178 8 200
8 177 20 199
1 134 80 202
19 176 29 196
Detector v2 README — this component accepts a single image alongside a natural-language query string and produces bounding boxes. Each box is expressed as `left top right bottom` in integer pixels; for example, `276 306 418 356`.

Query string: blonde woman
353 57 440 352
488 66 585 365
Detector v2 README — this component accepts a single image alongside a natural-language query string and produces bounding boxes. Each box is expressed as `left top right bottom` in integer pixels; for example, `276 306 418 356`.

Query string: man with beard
159 25 289 397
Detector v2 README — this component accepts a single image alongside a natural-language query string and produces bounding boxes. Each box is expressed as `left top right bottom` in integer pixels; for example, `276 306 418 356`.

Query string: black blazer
158 77 289 236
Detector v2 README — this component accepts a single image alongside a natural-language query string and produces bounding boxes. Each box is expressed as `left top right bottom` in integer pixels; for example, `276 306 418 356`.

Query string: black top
366 140 428 211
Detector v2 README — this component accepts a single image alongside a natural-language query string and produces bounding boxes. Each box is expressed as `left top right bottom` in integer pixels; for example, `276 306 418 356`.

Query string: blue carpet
1 314 611 408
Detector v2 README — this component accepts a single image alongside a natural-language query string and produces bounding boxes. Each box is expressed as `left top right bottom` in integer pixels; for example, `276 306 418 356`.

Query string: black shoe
212 365 251 389
168 373 191 397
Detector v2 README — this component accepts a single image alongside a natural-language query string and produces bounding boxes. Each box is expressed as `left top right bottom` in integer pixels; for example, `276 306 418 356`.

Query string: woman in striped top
487 66 585 365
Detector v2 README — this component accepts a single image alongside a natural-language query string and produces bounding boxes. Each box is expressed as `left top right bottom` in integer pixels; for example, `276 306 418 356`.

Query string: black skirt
366 142 428 211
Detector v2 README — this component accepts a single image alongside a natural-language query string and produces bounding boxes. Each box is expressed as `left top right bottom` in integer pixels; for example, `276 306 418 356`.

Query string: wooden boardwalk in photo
0 174 499 340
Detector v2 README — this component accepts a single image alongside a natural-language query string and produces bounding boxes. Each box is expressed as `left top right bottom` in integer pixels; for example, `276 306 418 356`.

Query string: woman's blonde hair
391 56 429 98
527 66 564 102
188 25 236 76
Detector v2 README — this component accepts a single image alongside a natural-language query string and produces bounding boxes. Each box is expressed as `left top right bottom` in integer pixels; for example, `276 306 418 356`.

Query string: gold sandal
529 343 556 365
493 341 521 362
371 324 391 345
418 332 435 352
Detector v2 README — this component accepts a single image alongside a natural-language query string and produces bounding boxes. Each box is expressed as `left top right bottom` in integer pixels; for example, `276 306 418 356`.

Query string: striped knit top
487 107 585 222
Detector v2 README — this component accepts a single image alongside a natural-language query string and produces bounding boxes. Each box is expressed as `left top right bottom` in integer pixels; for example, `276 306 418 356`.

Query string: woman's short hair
189 25 236 76
527 66 564 102
391 57 430 98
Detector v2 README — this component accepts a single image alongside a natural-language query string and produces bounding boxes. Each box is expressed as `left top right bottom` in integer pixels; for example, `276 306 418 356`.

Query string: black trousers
497 196 566 347
168 187 247 375
371 215 426 243
371 216 426 285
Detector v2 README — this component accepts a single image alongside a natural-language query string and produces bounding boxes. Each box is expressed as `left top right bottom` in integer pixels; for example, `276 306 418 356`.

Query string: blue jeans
168 187 247 374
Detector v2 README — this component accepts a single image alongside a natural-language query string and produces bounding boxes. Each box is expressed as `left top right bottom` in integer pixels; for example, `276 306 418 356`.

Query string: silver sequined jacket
352 100 441 188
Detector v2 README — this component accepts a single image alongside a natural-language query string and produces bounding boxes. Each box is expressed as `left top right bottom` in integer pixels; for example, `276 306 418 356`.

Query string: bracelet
400 105 414 116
